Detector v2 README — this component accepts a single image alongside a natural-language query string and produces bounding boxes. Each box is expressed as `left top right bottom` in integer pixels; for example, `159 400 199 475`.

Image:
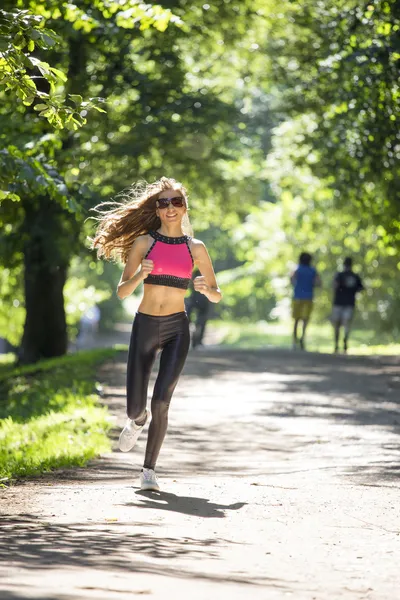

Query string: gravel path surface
1 344 399 600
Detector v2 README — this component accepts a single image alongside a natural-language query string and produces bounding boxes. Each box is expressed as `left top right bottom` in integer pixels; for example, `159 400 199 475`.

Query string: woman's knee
127 401 147 422
151 395 171 418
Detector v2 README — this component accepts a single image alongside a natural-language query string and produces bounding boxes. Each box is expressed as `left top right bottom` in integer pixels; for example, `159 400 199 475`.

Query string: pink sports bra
144 230 194 290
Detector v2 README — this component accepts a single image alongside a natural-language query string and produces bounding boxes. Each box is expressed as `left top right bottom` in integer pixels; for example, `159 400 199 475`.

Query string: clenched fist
140 259 154 279
193 275 209 295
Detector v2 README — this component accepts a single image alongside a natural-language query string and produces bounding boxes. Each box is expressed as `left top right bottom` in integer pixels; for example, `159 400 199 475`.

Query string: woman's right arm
116 236 153 299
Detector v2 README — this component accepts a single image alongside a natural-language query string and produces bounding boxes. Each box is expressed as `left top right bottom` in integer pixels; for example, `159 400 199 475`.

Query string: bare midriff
138 283 187 316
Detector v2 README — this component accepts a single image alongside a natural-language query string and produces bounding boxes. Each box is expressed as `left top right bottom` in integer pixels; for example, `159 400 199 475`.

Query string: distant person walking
186 270 210 348
331 257 364 354
290 252 321 350
76 305 101 349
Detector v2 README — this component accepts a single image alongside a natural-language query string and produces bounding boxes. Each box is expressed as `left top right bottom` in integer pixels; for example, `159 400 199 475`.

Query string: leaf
67 196 79 212
0 191 19 203
49 67 67 82
65 118 79 131
13 32 26 49
0 38 9 52
22 55 34 68
22 96 35 106
34 103 48 111
41 33 57 47
30 29 41 41
69 94 83 105
39 109 53 118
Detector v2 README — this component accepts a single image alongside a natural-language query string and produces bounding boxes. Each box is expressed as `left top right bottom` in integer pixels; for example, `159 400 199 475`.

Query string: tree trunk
19 197 69 364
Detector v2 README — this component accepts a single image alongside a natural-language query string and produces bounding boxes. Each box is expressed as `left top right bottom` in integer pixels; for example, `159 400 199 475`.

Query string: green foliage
0 143 70 207
66 254 126 332
265 0 400 240
0 407 109 480
0 264 24 348
0 8 105 128
0 0 269 355
0 348 117 480
217 113 400 334
2 0 398 356
0 353 15 366
64 278 110 337
209 1 399 335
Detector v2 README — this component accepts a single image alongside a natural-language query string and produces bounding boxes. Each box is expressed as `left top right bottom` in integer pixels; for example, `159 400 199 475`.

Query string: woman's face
156 188 186 225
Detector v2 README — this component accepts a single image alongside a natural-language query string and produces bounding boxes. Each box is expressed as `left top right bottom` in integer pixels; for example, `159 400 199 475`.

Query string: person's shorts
331 305 354 325
292 299 313 320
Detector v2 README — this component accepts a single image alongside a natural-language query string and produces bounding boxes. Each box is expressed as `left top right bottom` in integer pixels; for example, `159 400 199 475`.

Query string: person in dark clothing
186 270 210 348
331 257 364 354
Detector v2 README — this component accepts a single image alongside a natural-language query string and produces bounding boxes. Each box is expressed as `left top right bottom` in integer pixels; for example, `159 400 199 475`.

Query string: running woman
92 177 222 491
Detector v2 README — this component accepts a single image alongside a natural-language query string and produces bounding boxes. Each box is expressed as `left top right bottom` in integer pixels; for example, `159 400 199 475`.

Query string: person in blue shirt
290 252 321 350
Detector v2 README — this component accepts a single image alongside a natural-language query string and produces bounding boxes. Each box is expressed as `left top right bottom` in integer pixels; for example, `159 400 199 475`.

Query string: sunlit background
1 0 399 362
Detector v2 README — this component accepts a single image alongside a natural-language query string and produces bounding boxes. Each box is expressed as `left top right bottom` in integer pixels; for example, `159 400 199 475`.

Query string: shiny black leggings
126 311 190 470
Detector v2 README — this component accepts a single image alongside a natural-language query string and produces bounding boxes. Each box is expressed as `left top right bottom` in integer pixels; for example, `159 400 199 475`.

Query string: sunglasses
157 196 185 209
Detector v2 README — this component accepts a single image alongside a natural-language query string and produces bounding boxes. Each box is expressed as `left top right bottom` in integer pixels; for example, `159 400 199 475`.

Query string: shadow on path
131 490 247 518
180 348 400 429
0 515 287 590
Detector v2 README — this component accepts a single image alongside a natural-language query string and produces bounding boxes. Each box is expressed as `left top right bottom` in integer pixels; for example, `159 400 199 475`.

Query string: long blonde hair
91 177 193 263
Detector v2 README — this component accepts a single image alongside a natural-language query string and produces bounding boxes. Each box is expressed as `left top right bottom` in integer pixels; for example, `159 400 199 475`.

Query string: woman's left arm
191 240 222 303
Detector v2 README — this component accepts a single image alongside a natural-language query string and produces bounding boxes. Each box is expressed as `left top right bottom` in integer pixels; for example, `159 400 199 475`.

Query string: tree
265 0 400 242
219 115 400 334
0 0 269 362
0 1 181 362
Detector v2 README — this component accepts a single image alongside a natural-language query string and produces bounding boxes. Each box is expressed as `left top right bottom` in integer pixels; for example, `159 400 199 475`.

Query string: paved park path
1 335 400 599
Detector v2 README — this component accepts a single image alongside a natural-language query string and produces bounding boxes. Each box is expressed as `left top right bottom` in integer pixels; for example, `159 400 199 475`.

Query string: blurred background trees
1 0 399 362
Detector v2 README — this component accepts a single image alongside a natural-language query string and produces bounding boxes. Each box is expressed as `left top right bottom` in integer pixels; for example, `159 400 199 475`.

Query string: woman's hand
193 275 209 295
189 240 222 303
140 259 154 280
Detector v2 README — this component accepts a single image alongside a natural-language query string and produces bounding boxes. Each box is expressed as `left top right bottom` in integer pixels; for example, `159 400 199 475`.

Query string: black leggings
126 311 190 470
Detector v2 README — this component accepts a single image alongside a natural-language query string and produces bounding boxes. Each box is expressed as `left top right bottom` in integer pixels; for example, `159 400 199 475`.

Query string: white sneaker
118 410 148 452
140 468 160 491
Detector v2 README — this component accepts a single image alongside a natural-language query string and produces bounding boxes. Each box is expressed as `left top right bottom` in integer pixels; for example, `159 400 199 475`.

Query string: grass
0 348 118 482
213 320 400 356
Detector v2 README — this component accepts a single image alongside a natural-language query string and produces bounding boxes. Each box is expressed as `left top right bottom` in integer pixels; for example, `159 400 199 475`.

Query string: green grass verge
213 320 400 356
0 348 118 482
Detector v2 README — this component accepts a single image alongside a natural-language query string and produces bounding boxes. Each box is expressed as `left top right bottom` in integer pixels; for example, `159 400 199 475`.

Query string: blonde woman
92 177 222 491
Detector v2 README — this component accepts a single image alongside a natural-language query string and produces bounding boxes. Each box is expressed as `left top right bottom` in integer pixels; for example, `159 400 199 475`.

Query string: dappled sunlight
86 349 400 485
2 0 400 596
0 513 290 594
2 346 400 599
33 347 400 487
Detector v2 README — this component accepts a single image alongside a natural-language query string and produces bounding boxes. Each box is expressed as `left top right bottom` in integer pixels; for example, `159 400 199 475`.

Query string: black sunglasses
157 196 185 209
